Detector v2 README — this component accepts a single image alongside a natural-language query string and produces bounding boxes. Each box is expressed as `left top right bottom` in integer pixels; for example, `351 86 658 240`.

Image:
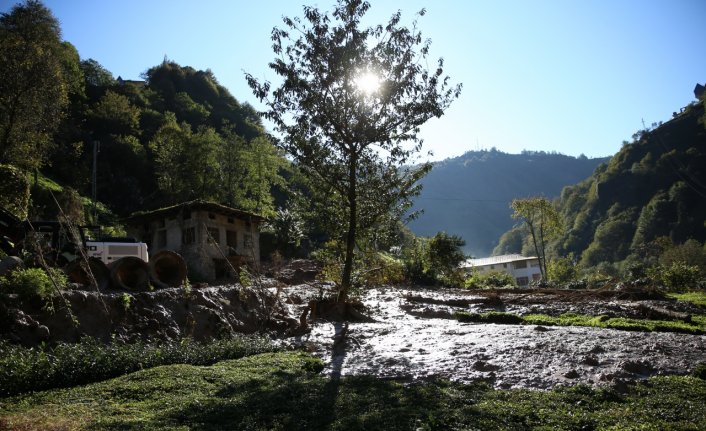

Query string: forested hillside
408 150 608 257
496 98 706 270
0 0 288 224
46 60 287 219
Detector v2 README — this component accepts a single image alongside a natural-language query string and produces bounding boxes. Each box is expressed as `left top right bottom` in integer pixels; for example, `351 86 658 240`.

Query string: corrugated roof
461 254 539 268
124 200 264 224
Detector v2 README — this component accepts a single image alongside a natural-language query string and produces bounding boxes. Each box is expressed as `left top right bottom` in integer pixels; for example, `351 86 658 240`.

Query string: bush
547 256 578 285
0 164 30 219
648 262 702 292
314 241 407 289
464 270 516 289
0 267 66 301
0 335 277 397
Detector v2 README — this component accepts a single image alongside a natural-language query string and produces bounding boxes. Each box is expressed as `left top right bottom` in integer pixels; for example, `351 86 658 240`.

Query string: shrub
547 256 578 285
314 241 406 289
693 363 706 380
464 270 516 289
0 164 30 219
0 335 277 397
0 267 66 301
648 262 702 292
354 252 406 287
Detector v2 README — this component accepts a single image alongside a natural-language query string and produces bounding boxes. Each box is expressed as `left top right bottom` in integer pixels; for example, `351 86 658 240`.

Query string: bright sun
354 71 381 95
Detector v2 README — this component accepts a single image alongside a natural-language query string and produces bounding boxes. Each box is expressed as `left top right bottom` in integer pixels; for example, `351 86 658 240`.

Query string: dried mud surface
281 285 706 390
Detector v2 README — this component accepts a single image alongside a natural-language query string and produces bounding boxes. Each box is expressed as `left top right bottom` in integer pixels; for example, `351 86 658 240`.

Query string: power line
414 197 508 203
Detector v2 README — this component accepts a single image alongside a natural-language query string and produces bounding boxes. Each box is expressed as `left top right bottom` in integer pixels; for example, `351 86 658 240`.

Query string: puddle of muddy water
278 286 705 390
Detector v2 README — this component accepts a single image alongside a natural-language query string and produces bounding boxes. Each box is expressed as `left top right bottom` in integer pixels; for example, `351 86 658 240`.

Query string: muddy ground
2 260 705 391
280 284 706 390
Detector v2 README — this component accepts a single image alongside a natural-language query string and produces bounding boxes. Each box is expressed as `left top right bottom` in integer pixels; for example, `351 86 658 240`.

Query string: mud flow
279 285 706 390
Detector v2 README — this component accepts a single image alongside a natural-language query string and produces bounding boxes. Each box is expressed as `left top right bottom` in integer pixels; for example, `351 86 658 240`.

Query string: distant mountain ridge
408 149 609 257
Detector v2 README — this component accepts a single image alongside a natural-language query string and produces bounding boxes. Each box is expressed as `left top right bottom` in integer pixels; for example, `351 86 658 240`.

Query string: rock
620 360 654 375
0 256 23 276
473 360 500 372
582 355 600 366
0 285 296 345
563 369 579 379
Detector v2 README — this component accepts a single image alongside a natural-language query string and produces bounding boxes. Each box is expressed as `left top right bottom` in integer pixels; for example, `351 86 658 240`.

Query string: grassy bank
0 335 276 397
1 351 705 430
668 291 706 307
454 311 706 335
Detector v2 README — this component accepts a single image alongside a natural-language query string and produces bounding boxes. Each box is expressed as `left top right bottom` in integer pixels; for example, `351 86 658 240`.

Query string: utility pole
92 140 100 223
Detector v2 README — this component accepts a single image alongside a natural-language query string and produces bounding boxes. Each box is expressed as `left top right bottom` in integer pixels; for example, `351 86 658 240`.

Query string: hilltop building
125 200 263 282
461 254 541 287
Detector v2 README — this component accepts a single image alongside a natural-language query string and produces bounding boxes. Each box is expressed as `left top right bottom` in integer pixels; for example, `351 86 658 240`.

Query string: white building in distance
461 254 542 287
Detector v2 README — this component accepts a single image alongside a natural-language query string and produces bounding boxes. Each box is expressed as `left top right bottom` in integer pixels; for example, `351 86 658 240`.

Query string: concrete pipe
149 250 188 288
110 256 150 291
0 256 23 276
65 257 111 290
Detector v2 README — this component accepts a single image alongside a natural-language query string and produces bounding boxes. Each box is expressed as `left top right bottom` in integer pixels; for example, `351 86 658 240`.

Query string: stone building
125 200 263 282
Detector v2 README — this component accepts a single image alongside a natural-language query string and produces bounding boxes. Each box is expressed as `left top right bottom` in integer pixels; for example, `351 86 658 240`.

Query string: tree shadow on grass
146 322 491 430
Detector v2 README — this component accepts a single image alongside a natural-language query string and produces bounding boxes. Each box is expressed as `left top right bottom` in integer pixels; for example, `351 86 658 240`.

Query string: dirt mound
267 259 322 285
0 285 298 346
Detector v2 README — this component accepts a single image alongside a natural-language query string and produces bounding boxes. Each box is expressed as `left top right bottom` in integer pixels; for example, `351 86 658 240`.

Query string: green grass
454 311 706 335
1 351 705 430
35 172 64 192
0 335 277 397
668 291 706 307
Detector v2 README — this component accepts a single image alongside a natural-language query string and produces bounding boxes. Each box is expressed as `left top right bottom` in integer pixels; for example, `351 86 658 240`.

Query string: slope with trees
496 98 706 277
1 0 289 223
408 149 607 257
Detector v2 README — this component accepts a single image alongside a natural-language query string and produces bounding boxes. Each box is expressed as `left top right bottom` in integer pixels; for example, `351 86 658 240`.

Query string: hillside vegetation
496 99 706 273
409 150 607 256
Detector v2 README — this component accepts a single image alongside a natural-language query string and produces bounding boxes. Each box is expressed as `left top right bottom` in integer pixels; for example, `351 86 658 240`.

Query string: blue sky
5 0 705 161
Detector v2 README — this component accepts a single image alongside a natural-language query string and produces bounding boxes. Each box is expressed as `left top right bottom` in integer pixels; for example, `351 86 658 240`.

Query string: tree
510 197 563 278
426 231 466 283
80 58 115 88
247 0 461 299
0 0 75 170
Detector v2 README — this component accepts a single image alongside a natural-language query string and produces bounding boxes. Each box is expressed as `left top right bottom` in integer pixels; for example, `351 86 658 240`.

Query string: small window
226 230 237 247
227 217 234 224
516 276 529 286
243 234 253 248
532 273 541 281
183 210 191 220
208 213 216 220
182 227 195 245
503 263 507 268
490 264 495 270
156 229 167 248
207 227 220 244
514 260 527 269
157 219 165 228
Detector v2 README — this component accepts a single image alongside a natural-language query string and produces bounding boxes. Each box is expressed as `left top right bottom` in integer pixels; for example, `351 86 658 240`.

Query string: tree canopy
247 0 461 298
510 196 563 278
0 0 78 171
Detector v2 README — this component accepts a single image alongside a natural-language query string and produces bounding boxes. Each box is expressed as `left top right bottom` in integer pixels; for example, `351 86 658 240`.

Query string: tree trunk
339 152 357 301
528 222 543 279
538 221 547 279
